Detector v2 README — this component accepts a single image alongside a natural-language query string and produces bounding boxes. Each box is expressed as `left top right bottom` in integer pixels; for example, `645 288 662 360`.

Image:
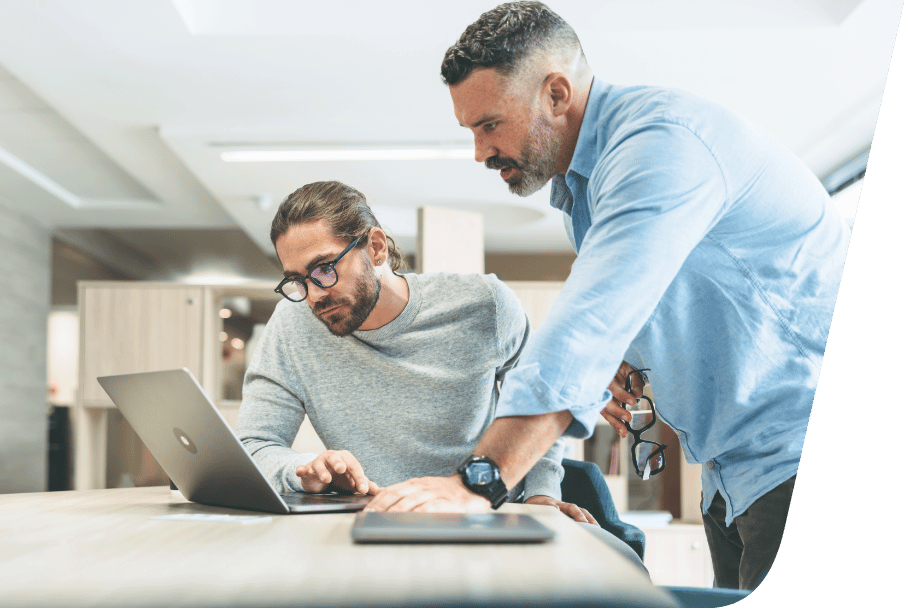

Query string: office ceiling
0 0 901 281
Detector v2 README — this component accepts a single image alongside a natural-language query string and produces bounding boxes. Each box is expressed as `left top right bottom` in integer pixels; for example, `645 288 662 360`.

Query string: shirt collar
566 76 608 179
549 77 608 213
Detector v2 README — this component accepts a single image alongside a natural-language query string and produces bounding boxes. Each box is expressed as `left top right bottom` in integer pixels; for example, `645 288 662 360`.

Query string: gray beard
507 114 560 197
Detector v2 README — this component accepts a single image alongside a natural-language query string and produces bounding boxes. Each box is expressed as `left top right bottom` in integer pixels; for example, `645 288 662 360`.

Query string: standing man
367 2 850 591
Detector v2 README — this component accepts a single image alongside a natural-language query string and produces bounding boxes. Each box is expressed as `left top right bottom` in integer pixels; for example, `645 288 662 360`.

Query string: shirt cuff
522 458 564 501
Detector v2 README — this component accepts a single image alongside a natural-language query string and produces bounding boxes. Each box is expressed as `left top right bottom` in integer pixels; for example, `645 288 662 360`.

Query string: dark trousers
701 475 796 590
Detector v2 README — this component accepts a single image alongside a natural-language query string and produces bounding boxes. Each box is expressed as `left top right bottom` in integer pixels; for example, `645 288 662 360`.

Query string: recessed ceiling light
221 149 473 162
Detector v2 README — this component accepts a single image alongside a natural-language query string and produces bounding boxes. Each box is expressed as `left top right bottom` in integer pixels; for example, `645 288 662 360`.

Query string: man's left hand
601 360 644 438
524 495 599 526
364 475 490 513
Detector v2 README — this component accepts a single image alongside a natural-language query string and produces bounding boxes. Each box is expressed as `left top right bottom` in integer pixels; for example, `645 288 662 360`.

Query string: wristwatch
457 455 508 510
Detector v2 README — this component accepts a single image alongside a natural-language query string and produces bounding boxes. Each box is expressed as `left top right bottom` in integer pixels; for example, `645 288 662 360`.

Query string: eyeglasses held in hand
274 236 361 303
621 368 667 480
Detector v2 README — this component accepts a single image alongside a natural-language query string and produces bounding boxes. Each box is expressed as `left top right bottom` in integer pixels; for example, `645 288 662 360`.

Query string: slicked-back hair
270 181 406 272
441 1 583 86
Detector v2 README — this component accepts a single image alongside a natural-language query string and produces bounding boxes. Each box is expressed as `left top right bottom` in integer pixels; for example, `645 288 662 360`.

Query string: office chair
560 458 645 560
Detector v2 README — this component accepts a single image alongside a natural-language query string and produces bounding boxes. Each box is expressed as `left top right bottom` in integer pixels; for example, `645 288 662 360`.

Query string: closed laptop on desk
352 512 556 543
97 368 371 515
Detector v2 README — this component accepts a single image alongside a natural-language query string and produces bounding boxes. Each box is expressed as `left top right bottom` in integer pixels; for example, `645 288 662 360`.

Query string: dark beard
311 263 381 337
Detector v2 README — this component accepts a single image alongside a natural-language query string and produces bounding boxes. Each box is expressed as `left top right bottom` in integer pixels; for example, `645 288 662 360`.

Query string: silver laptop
97 368 372 514
351 512 556 543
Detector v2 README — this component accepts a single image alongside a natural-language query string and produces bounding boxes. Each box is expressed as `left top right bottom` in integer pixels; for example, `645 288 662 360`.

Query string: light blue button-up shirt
495 77 850 525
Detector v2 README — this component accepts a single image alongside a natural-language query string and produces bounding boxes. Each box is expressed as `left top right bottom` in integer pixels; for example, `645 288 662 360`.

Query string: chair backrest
560 458 645 560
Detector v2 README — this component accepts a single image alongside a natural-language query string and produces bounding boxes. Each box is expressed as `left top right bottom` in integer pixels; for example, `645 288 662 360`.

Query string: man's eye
311 265 332 279
484 122 497 132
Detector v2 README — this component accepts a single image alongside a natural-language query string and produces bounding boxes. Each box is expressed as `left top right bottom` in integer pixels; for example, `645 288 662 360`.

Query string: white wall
0 198 50 492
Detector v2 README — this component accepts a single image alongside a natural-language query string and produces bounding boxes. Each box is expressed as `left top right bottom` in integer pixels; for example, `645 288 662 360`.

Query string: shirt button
707 460 715 469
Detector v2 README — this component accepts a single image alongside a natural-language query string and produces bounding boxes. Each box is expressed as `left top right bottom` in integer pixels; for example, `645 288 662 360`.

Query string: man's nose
473 134 495 164
305 280 329 306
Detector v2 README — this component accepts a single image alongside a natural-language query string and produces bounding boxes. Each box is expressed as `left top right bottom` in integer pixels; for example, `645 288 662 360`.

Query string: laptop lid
351 512 556 544
97 368 371 514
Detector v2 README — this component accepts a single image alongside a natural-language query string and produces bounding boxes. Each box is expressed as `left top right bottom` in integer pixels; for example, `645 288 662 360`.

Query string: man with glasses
240 179 547 497
233 180 646 571
367 1 850 591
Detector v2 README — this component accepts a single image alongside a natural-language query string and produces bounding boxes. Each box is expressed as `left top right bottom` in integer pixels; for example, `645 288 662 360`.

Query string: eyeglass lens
625 396 655 431
281 281 306 302
635 442 665 480
310 265 338 287
282 266 339 302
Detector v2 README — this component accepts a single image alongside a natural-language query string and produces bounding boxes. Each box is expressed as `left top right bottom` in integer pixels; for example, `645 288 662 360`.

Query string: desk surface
0 487 679 608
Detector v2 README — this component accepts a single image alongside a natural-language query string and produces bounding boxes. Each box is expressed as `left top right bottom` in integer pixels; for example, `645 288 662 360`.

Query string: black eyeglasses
621 368 667 479
274 236 361 302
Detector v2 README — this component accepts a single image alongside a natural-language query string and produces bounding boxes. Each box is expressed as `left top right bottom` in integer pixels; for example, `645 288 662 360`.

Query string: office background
1 1 902 602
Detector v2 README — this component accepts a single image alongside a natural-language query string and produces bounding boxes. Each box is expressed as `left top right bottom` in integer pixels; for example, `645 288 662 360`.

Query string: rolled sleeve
495 363 606 439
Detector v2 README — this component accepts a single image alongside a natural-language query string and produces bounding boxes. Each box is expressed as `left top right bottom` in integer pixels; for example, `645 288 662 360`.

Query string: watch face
466 461 497 486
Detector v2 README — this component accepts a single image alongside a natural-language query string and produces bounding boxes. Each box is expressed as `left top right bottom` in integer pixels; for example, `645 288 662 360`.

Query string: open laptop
97 368 372 514
351 511 556 544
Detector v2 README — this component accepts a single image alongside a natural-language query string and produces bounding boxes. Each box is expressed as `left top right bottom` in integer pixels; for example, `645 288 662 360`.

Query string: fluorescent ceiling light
0 143 159 210
0 144 83 207
221 149 473 162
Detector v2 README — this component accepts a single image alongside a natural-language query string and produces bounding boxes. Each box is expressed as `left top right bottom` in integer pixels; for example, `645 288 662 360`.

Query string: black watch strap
483 479 509 510
458 455 509 510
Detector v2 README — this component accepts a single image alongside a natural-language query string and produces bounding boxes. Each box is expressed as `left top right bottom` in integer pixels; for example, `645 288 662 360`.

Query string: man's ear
545 73 573 118
366 227 388 263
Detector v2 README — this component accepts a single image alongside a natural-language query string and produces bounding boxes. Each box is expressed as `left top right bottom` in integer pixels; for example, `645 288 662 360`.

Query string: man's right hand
295 450 378 495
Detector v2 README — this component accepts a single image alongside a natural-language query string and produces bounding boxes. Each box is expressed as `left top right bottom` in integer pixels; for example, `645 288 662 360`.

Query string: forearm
473 410 574 489
238 429 317 493
236 378 313 493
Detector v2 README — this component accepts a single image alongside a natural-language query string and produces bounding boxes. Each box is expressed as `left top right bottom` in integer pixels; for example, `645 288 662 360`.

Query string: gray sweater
235 271 564 501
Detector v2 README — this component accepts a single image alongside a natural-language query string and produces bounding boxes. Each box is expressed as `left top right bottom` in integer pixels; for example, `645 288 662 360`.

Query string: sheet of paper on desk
151 514 272 525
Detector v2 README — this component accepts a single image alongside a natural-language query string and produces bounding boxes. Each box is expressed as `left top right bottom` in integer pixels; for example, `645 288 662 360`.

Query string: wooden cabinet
641 524 714 587
73 281 303 490
505 281 564 332
416 207 484 274
75 283 209 489
79 284 205 405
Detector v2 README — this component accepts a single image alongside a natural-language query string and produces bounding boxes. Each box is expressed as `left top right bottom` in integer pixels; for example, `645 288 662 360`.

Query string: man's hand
600 361 644 438
295 450 378 495
524 495 599 526
364 475 490 513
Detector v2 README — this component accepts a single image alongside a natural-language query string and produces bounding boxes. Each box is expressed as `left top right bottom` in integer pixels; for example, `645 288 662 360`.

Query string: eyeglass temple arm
623 368 651 394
